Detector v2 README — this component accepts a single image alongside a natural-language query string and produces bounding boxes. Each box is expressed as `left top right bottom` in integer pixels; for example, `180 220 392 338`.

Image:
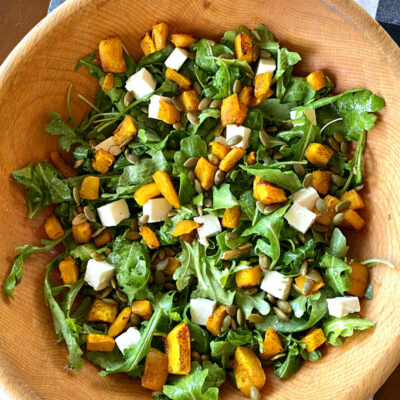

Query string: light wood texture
0 0 399 399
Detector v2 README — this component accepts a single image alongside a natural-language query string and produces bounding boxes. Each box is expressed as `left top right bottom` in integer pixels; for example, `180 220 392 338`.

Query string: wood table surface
0 1 398 399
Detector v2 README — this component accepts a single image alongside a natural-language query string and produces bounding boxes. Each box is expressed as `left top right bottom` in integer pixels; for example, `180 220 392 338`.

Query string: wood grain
0 0 399 399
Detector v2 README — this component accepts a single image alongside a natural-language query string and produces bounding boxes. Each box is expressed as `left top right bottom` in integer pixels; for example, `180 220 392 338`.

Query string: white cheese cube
190 298 217 325
256 58 276 76
225 124 251 149
97 199 130 227
94 136 122 156
115 327 141 354
260 270 292 300
291 187 319 210
84 259 115 291
165 47 189 71
148 95 172 120
290 109 317 126
327 296 360 318
125 68 156 100
142 198 172 223
285 203 316 234
194 214 222 245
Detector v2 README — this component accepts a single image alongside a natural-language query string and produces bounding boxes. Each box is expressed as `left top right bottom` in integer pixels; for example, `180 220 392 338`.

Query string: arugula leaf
174 136 208 174
274 48 301 81
179 173 197 205
212 184 238 210
320 252 351 295
193 39 217 73
253 24 279 53
330 228 349 258
256 99 297 125
282 239 316 272
274 351 300 379
210 340 235 369
235 290 271 319
282 77 316 104
138 45 173 66
74 50 105 79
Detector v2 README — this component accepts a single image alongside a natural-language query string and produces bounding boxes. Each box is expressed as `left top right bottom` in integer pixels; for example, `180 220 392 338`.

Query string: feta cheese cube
142 198 172 223
115 327 141 354
125 68 156 100
290 109 317 126
165 47 189 71
94 136 122 156
84 259 115 291
97 199 130 227
194 214 222 246
256 58 276 76
291 187 319 210
327 296 360 318
148 95 172 120
285 203 316 234
261 270 292 300
225 125 251 149
190 298 217 325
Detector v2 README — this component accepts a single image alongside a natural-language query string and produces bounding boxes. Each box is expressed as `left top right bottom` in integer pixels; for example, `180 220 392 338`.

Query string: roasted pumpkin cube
341 209 366 230
101 73 114 91
92 149 115 174
152 22 168 51
86 334 115 352
165 322 191 375
108 307 131 337
141 32 156 56
232 346 266 397
247 151 256 165
166 68 191 89
235 265 262 288
58 256 78 285
311 170 331 195
158 100 181 125
206 305 228 336
142 348 169 391
221 93 247 127
235 33 253 63
50 151 76 178
219 148 246 172
239 86 253 106
313 194 340 226
44 214 64 240
72 222 93 244
172 220 200 237
253 176 287 205
113 115 137 146
134 183 161 206
341 190 365 210
94 228 113 248
348 261 369 297
194 157 218 190
163 257 181 276
131 300 153 320
222 205 241 229
99 37 127 73
253 72 273 106
86 299 118 323
139 225 160 249
295 276 325 296
209 141 230 160
305 143 334 166
170 33 197 47
179 90 199 112
80 176 100 200
153 171 181 208
260 328 283 360
306 70 328 91
301 328 326 352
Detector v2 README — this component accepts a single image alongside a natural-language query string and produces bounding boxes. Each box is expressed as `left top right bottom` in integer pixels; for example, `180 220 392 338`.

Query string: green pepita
316 198 328 214
332 212 344 226
335 200 351 212
273 307 289 321
277 299 292 314
248 313 264 324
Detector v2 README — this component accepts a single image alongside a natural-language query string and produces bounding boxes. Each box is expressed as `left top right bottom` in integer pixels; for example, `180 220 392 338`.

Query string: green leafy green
212 184 238 210
320 253 351 295
330 228 349 258
235 291 271 319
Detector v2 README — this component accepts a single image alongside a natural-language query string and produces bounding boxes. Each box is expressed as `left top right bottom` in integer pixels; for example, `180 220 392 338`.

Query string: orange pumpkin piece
165 322 191 375
206 305 228 336
141 348 169 391
219 148 246 172
170 34 197 47
80 176 100 200
113 115 137 146
209 141 230 160
253 176 287 205
311 170 331 195
301 328 326 352
247 151 256 165
295 276 325 295
99 37 127 73
166 68 191 89
221 93 247 127
348 261 369 297
252 73 273 105
108 307 131 338
92 149 115 174
163 257 181 276
239 86 253 106
134 183 161 206
172 220 200 237
158 100 181 125
101 73 114 91
141 32 156 56
179 90 199 112
313 194 340 226
140 226 160 249
341 209 366 230
305 143 334 166
152 171 181 209
86 334 115 352
86 299 118 323
44 214 64 240
235 33 253 62
260 328 284 360
58 256 79 285
152 22 168 51
72 222 93 244
341 190 365 210
306 70 328 91
222 205 241 229
235 265 262 288
131 300 153 320
94 228 113 248
194 157 218 190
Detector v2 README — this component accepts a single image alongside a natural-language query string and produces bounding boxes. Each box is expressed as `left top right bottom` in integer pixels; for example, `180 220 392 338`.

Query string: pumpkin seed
226 134 242 147
164 282 176 291
328 137 340 152
125 231 141 241
126 153 140 165
298 232 306 243
204 197 213 208
130 314 141 326
307 258 315 264
72 213 87 225
99 286 113 299
198 97 211 111
154 270 165 286
84 206 96 222
231 318 237 330
248 313 264 324
267 294 276 304
335 200 351 212
332 212 344 225
140 106 148 114
221 243 252 260
259 253 271 272
306 268 323 282
303 173 313 188
156 258 169 271
210 99 222 109
256 200 266 214
273 307 289 321
173 122 183 130
201 354 210 361
213 136 226 144
316 198 328 214
243 287 258 295
221 315 232 333
265 125 278 133
300 260 308 276
188 170 195 183
172 97 184 111
157 248 166 260
211 122 223 138
129 219 138 232
270 353 287 361
225 232 237 241
183 156 199 168
226 305 237 317
194 179 202 194
236 308 244 326
333 131 345 143
332 174 346 186
259 130 270 147
340 141 349 154
74 159 85 169
193 82 202 95
262 204 281 215
355 184 364 191
116 290 128 303
293 163 305 176
197 205 204 216
90 252 106 261
187 112 199 125
301 279 313 295
191 351 201 361
273 152 283 160
103 298 118 306
110 277 117 289
233 79 242 94
73 187 81 205
260 49 271 59
208 153 219 166
92 227 106 238
250 386 261 400
312 223 329 232
123 91 134 107
138 214 149 225
251 28 261 41
214 169 225 186
277 300 292 314
330 164 340 174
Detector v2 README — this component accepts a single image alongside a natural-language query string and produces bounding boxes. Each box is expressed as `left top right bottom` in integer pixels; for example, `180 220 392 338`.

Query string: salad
4 22 392 399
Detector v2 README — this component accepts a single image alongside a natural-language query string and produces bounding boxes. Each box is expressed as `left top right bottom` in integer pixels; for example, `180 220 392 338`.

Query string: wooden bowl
0 0 399 399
